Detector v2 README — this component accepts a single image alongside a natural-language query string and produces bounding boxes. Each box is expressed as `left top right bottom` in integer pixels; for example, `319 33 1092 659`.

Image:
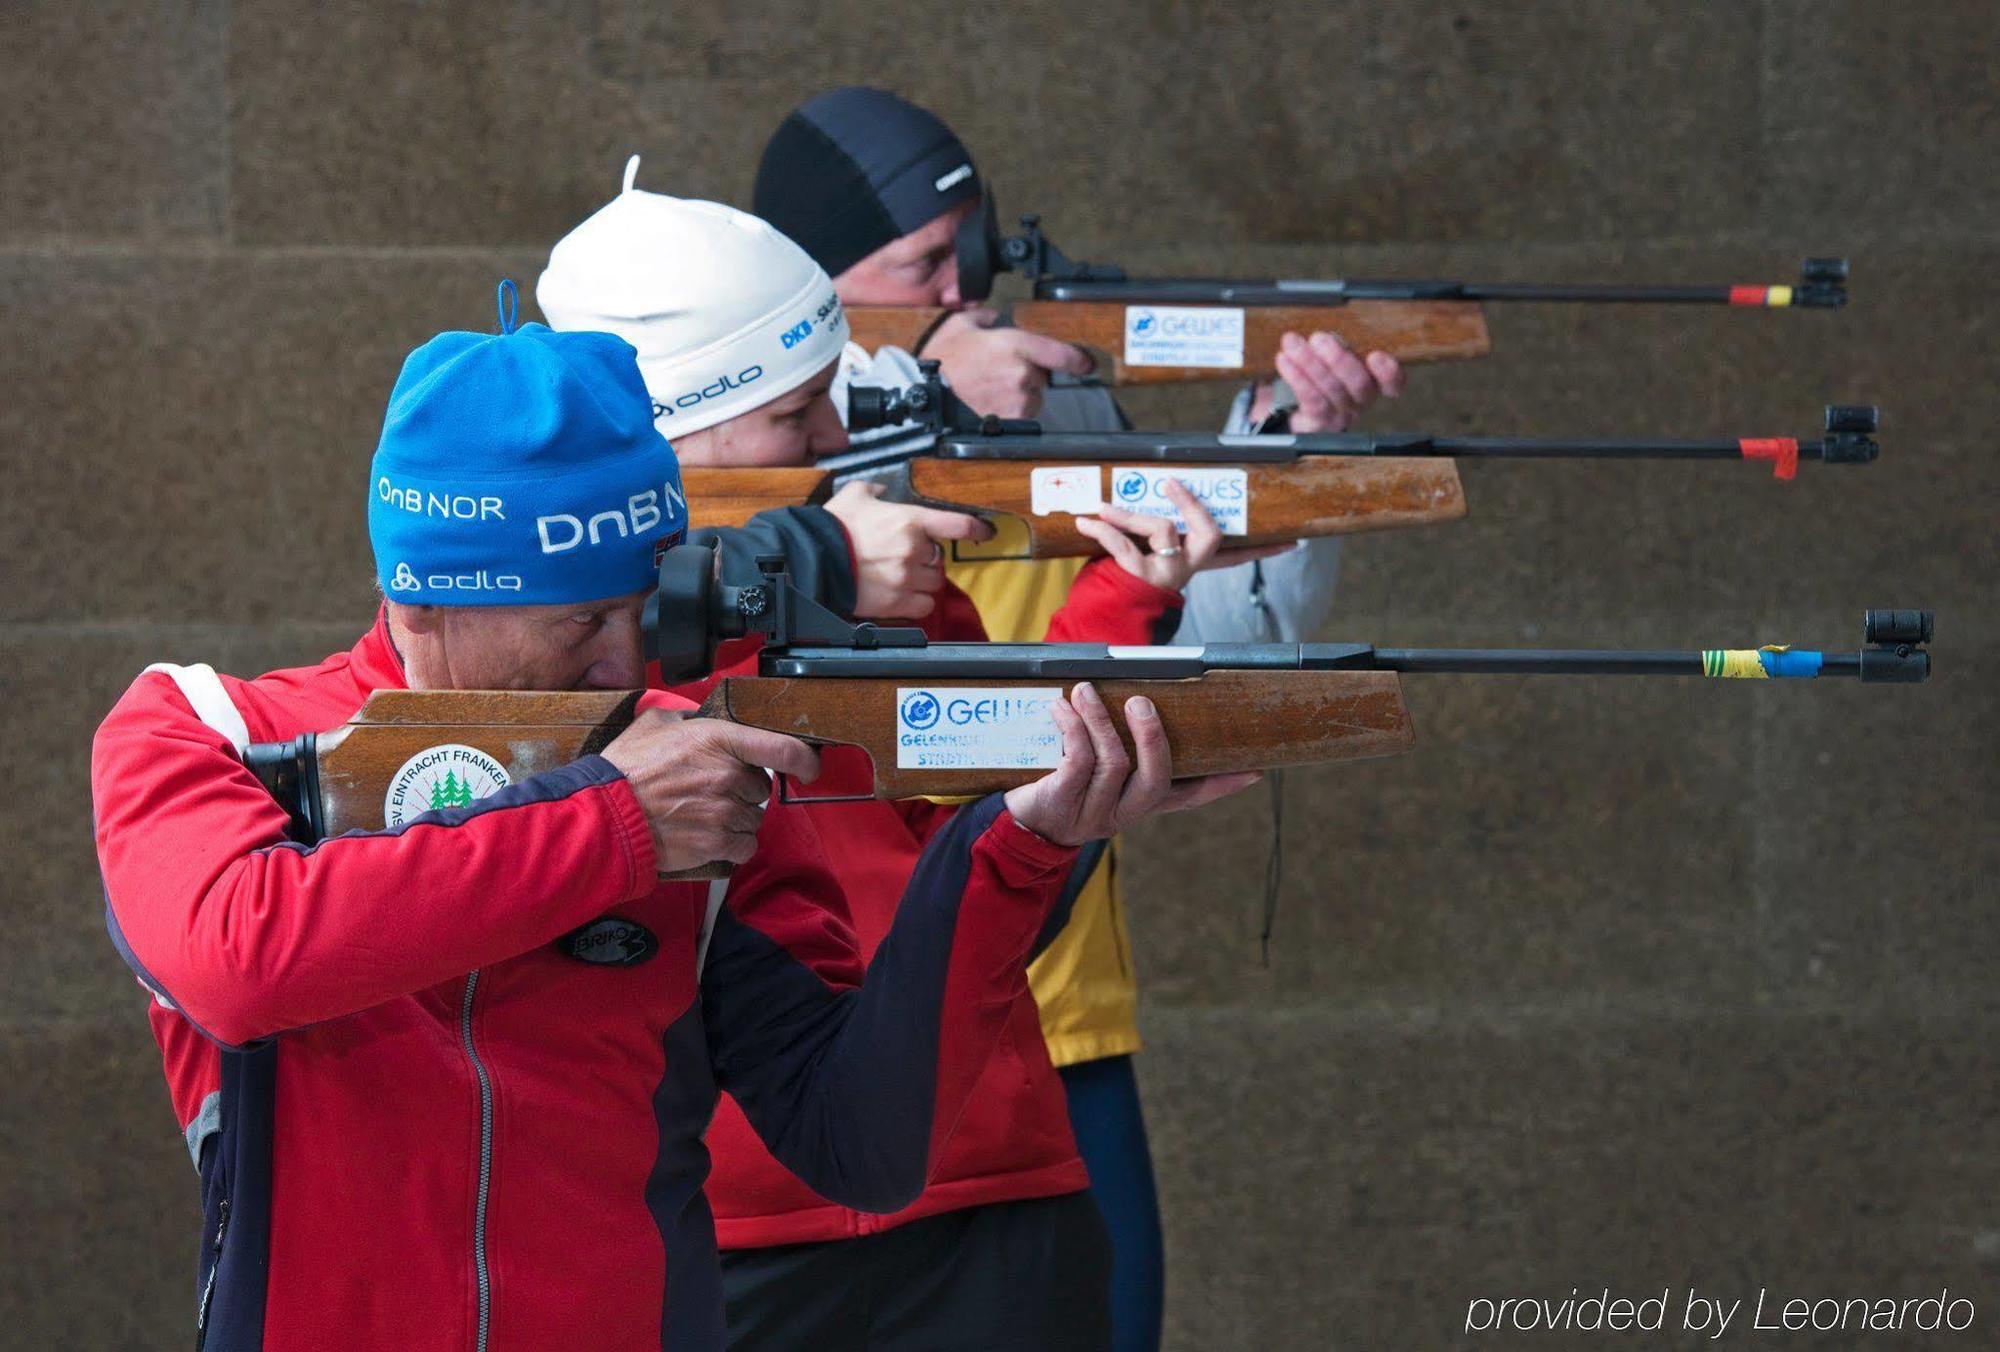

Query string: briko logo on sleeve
383 744 512 828
558 916 660 966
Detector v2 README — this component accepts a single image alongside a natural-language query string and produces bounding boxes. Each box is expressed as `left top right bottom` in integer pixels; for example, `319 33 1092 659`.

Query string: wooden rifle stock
679 466 834 530
261 689 728 879
250 676 1413 863
695 670 1415 799
845 302 1492 383
679 457 1469 559
907 455 1467 557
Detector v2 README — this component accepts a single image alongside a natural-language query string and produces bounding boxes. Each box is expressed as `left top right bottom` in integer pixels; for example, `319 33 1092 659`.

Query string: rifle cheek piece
952 195 1126 302
847 362 1037 442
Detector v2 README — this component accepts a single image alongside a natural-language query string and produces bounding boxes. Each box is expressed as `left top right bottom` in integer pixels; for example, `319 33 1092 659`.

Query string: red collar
346 606 410 693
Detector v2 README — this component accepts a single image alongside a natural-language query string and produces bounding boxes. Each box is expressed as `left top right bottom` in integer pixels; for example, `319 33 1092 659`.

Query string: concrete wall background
2 2 1995 1346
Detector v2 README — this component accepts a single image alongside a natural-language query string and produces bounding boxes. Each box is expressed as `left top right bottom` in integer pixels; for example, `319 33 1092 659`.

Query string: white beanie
537 156 851 437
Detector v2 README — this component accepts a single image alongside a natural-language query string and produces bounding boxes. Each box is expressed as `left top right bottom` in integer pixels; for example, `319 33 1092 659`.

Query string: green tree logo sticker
428 770 473 810
383 744 511 828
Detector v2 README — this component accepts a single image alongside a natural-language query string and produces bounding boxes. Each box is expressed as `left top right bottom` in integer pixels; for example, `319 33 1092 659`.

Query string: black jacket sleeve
689 506 856 616
701 795 1071 1212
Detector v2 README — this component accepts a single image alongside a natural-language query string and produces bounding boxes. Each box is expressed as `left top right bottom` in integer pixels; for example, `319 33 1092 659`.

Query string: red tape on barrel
1739 437 1800 480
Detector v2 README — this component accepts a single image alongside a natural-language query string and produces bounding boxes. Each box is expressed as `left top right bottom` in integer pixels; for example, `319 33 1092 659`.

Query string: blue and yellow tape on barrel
1701 645 1824 679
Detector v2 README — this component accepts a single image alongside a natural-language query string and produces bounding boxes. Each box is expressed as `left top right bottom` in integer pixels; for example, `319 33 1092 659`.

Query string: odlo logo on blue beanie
368 283 687 606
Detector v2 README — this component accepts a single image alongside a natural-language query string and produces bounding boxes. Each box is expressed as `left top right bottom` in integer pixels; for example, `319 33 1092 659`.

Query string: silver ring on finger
1153 544 1182 557
928 541 944 565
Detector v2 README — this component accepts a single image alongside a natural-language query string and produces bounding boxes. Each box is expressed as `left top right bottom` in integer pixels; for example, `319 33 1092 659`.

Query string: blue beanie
368 284 687 606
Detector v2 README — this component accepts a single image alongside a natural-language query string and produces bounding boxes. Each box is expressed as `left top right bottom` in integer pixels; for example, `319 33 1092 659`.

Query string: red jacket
690 561 1184 1246
90 612 1076 1352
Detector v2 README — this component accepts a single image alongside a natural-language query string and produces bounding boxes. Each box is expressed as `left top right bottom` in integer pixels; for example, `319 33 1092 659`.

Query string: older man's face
397 590 651 692
833 199 975 308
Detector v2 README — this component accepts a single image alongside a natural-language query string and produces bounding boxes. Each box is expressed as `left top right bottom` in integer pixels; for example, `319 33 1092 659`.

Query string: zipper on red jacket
460 971 494 1352
196 1196 228 1348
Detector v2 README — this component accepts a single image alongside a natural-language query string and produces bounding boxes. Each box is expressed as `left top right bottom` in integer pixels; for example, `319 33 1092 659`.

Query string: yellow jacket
950 547 1139 1067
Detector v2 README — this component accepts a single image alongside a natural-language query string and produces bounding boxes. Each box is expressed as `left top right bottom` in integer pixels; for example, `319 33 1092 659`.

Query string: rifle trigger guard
774 772 875 806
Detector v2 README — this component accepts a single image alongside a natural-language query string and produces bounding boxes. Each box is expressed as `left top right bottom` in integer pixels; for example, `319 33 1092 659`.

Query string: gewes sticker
1030 466 1103 516
896 687 1064 770
1109 467 1250 535
384 743 511 827
1123 306 1245 369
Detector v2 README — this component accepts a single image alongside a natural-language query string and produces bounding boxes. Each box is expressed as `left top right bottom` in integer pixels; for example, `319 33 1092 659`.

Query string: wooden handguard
694 670 1416 799
909 455 1468 558
680 466 834 531
307 689 726 880
844 302 1492 383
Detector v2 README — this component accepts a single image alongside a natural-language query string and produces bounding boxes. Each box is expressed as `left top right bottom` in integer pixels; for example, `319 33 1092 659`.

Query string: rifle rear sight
846 360 1036 438
645 545 927 683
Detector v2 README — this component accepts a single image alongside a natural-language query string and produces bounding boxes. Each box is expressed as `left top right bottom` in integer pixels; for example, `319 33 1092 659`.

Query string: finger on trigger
912 506 994 541
1020 330 1095 377
722 724 820 782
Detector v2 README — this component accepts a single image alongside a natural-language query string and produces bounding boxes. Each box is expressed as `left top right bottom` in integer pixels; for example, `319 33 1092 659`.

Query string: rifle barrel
1038 272 1844 309
763 639 1927 683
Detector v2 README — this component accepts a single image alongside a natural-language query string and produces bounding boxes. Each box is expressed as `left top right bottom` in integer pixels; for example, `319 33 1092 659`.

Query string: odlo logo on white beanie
537 156 852 437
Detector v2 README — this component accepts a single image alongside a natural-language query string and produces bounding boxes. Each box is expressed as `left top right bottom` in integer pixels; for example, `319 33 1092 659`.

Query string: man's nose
584 620 647 689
